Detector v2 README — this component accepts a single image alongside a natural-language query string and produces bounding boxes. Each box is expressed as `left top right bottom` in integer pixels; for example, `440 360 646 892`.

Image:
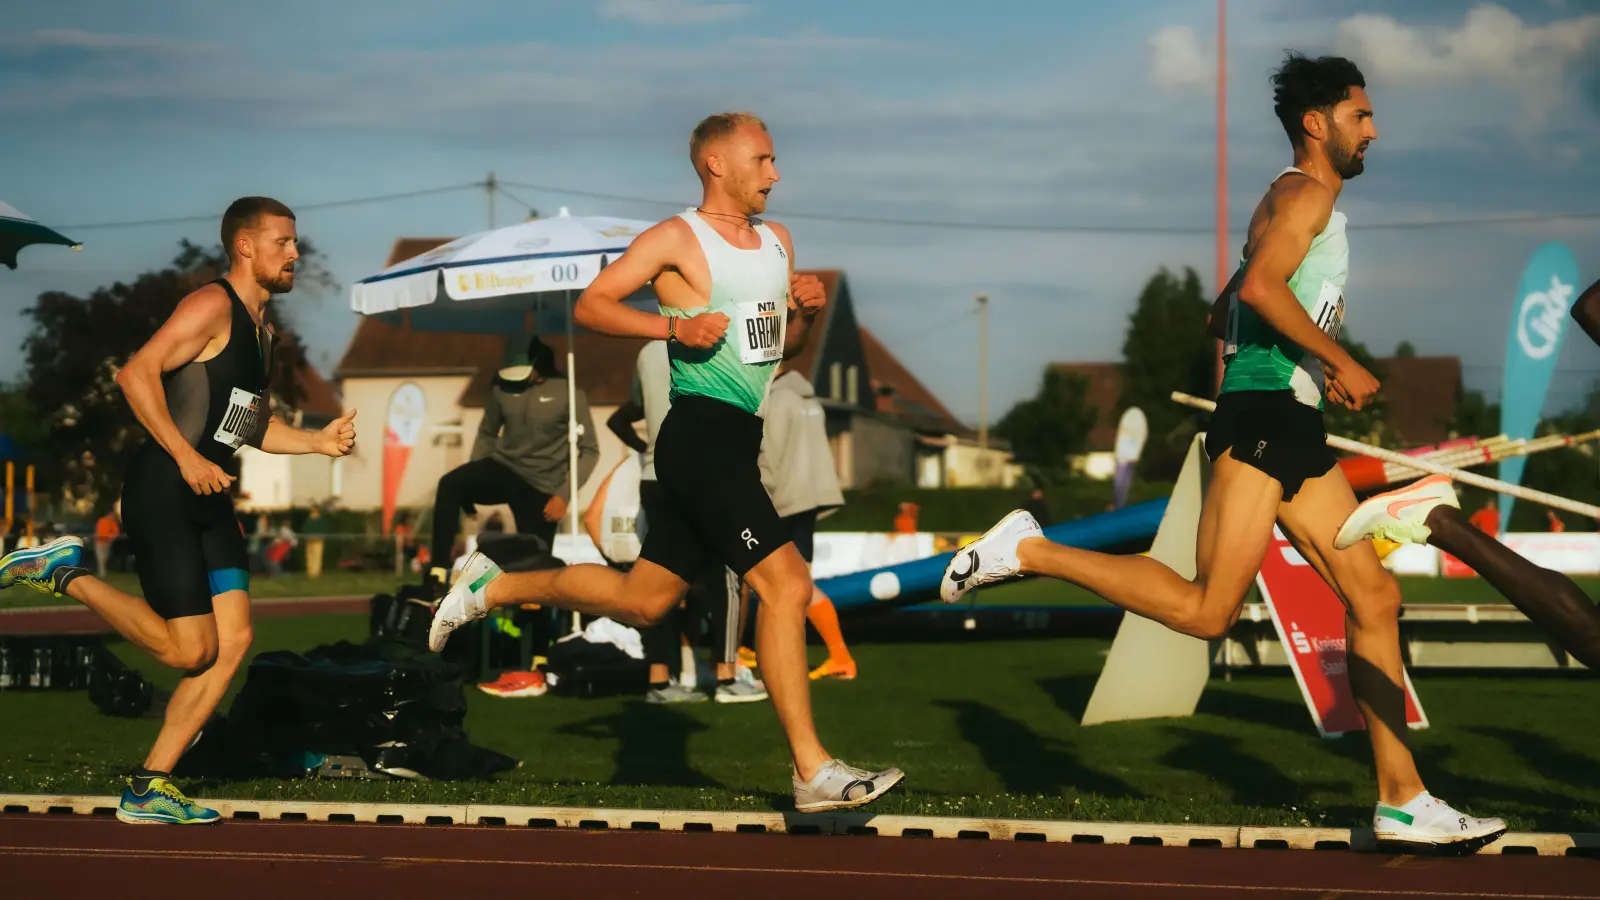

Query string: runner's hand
789 273 827 318
677 312 729 348
544 494 568 522
1325 357 1379 411
316 409 357 458
178 451 234 496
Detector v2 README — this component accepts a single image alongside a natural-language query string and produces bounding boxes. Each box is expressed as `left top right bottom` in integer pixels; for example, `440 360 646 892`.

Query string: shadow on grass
935 699 1142 800
1468 726 1600 793
1156 725 1362 824
557 703 721 789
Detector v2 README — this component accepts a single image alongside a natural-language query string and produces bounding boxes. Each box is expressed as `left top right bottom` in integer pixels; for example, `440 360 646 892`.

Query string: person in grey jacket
427 335 598 590
758 369 856 680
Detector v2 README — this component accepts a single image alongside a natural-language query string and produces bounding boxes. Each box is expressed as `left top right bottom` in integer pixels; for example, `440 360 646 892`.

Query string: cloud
598 0 750 25
1148 25 1211 92
1336 3 1600 121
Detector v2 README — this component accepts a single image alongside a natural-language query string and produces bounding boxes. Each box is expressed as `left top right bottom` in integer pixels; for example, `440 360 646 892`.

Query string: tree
1394 340 1416 358
20 240 334 512
993 367 1098 483
1118 267 1215 480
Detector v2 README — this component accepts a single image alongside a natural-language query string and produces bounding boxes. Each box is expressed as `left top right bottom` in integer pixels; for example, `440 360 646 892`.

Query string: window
829 362 842 400
846 366 859 405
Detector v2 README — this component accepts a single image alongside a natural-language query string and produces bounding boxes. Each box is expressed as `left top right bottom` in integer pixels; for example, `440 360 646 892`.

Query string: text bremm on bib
214 387 264 450
737 298 786 365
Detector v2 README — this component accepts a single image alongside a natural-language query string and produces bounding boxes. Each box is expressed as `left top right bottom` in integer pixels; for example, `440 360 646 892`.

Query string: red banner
1255 526 1428 737
382 383 427 536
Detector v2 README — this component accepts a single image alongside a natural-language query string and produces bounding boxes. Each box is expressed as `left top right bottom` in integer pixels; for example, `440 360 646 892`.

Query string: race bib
1311 281 1344 341
214 387 264 450
736 299 786 365
1222 294 1241 361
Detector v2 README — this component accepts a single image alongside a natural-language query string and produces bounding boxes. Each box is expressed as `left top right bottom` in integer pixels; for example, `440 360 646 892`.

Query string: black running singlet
158 278 275 465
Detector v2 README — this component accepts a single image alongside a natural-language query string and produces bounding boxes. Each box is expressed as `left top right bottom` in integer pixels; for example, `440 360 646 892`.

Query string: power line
495 185 541 219
58 183 483 231
500 178 1600 235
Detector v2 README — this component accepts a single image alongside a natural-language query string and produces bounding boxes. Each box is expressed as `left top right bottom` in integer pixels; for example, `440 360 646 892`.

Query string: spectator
1024 487 1052 528
301 506 329 578
608 340 762 703
893 502 920 534
1469 498 1499 539
264 517 297 578
759 369 855 681
426 335 599 595
1546 509 1566 534
94 506 121 579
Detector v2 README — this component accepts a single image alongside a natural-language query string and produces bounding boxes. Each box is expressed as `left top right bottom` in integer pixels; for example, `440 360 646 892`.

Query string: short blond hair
690 112 767 177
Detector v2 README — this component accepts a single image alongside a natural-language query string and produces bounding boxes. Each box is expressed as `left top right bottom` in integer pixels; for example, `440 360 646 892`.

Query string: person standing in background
759 369 855 681
301 506 329 578
95 506 121 579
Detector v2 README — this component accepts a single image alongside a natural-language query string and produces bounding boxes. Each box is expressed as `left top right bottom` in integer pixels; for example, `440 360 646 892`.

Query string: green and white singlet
1221 167 1349 411
664 209 790 416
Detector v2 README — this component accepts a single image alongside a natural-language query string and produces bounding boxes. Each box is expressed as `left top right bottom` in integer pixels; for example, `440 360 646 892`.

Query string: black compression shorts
121 445 250 619
639 395 788 581
1203 389 1337 501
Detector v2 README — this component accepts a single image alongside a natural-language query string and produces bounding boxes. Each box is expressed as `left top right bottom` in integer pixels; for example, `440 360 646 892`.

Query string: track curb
1 794 1593 856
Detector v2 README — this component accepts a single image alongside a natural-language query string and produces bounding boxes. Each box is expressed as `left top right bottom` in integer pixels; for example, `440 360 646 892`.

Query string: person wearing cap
426 335 599 593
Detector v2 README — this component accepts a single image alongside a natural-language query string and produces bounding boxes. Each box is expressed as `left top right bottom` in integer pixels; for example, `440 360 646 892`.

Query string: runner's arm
770 223 820 358
115 285 232 465
1206 266 1245 340
470 392 503 461
607 401 648 453
260 409 356 457
574 223 680 339
1236 182 1353 369
1571 278 1600 348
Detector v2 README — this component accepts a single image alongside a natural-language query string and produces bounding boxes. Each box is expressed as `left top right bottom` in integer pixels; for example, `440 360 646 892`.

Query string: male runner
0 197 357 824
430 112 903 811
942 53 1505 850
1330 275 1600 669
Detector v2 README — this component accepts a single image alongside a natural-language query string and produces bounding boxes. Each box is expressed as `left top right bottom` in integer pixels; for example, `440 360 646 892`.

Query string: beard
259 265 296 294
1331 130 1367 179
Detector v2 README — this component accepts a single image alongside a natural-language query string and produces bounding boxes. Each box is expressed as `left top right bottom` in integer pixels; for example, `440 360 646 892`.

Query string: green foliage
992 368 1097 483
1118 267 1215 480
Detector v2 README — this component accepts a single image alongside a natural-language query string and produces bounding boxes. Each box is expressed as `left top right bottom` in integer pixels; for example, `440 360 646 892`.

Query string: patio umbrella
352 207 659 552
0 201 81 270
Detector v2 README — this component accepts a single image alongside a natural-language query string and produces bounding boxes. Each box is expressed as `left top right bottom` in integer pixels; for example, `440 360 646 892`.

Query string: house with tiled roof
1049 354 1463 478
328 235 1011 517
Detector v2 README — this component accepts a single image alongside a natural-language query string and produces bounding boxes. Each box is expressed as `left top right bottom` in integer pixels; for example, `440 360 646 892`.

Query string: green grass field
1 613 1595 833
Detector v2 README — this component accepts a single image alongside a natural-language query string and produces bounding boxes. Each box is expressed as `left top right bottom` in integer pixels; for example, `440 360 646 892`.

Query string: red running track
1 815 1596 899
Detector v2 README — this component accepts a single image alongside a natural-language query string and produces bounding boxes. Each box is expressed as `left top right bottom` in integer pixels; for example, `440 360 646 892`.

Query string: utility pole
487 171 498 230
977 293 989 453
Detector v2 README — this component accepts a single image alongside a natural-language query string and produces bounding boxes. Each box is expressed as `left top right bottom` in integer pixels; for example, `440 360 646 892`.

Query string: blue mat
817 498 1170 611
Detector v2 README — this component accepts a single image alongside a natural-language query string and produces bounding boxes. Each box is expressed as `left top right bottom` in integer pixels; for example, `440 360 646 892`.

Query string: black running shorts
640 395 788 581
1203 389 1336 501
121 446 251 620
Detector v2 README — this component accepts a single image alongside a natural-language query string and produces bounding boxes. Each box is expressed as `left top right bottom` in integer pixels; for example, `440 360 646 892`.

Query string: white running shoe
1373 791 1507 853
793 759 905 813
427 551 502 652
939 509 1042 603
1335 474 1460 551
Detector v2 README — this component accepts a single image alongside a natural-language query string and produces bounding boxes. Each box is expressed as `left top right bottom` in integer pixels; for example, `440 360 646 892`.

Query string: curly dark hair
1271 51 1366 146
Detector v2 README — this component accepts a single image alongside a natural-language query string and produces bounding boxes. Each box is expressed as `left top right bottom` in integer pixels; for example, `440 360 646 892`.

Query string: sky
3 0 1600 426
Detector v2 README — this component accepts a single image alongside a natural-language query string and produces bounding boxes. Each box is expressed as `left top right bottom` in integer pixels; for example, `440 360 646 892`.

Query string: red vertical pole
1213 0 1228 396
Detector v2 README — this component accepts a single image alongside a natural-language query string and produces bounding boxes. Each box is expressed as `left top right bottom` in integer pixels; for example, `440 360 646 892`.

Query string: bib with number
1310 280 1344 341
736 298 786 365
214 387 264 450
